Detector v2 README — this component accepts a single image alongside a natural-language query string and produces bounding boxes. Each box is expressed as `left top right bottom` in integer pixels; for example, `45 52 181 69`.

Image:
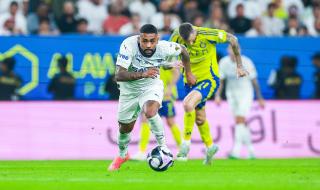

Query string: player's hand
215 96 221 106
142 67 159 79
186 72 196 86
172 60 184 68
258 98 265 109
236 67 249 78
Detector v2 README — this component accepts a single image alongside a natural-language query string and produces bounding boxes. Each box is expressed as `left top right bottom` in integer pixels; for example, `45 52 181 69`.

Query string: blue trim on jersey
210 64 220 94
184 80 212 109
183 62 220 109
159 100 176 117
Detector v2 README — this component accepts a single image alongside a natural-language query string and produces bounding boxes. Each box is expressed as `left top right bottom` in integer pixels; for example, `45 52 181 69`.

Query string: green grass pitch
0 159 319 190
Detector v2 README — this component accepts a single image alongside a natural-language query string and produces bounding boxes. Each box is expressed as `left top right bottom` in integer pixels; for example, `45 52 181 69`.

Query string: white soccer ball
147 146 174 172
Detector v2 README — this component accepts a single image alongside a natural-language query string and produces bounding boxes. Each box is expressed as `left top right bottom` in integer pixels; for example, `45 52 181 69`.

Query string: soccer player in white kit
108 24 196 171
215 45 265 159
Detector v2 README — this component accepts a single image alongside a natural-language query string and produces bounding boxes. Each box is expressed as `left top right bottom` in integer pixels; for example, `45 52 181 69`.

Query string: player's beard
138 43 156 58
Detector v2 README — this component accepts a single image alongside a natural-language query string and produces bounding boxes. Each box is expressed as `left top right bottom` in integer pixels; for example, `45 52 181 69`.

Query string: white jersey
219 55 257 98
116 35 182 97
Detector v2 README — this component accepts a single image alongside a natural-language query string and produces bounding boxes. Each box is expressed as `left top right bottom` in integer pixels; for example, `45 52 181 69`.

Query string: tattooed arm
115 66 159 82
226 33 248 78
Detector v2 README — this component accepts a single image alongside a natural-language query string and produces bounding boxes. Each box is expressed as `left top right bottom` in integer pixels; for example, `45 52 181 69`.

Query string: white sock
231 124 246 157
148 114 166 147
243 126 255 156
118 132 130 158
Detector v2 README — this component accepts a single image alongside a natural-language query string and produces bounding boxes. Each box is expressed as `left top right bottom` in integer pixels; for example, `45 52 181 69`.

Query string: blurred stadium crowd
0 0 320 101
0 0 320 36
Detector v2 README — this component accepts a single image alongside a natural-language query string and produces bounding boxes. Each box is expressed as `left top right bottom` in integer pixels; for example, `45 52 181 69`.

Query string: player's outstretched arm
252 78 265 108
226 33 248 78
115 66 159 82
180 45 196 85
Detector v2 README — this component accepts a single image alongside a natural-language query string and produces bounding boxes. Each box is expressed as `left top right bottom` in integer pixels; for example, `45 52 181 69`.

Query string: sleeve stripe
197 31 219 36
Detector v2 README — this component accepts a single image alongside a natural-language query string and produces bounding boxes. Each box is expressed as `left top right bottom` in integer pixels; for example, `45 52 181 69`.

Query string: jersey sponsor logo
118 53 129 60
156 59 164 63
130 66 160 72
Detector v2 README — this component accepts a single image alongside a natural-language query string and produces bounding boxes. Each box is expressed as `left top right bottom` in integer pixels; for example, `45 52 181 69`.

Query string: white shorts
117 85 164 124
226 93 253 117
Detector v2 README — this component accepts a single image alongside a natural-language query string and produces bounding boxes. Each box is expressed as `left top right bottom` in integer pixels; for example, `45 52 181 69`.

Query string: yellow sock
183 111 195 141
138 122 151 152
170 124 182 146
197 120 213 147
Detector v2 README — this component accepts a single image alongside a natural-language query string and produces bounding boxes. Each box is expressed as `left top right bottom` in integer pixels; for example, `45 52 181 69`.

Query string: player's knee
166 117 175 127
144 110 158 119
119 122 135 133
183 100 194 112
196 118 205 126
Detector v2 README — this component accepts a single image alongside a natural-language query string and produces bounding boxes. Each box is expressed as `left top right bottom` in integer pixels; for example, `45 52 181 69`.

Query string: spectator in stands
268 56 302 99
179 0 199 23
48 56 76 100
0 0 25 15
228 0 263 20
0 17 18 35
129 0 156 23
283 16 305 36
245 17 265 37
103 2 130 34
51 0 77 19
56 1 77 34
77 0 107 34
273 0 288 19
37 17 59 35
27 2 57 34
191 12 205 27
0 57 22 100
281 0 305 18
229 3 252 34
304 3 320 36
119 13 141 35
0 1 27 34
150 0 181 31
112 0 131 18
262 3 285 36
76 18 90 35
159 14 174 35
204 3 230 31
312 52 320 99
104 74 119 100
22 0 29 17
287 4 299 18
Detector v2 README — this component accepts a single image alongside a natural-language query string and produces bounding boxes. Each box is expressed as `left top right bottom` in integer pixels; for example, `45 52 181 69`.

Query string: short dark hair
1 57 16 71
77 18 88 25
10 1 18 7
179 22 193 40
58 56 68 68
268 3 276 10
139 24 158 34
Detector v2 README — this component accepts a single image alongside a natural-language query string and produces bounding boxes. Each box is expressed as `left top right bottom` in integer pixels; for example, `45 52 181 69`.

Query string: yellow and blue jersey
160 67 178 101
169 26 228 109
159 67 177 117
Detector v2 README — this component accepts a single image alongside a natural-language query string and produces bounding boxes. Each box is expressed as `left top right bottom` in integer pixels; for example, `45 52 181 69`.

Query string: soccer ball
147 146 174 172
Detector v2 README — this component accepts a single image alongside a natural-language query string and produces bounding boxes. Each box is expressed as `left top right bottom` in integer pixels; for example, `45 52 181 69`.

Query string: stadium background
0 0 320 159
0 1 319 189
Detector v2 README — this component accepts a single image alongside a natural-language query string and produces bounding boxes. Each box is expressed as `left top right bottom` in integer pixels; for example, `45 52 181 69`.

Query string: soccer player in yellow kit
170 23 248 165
132 67 182 160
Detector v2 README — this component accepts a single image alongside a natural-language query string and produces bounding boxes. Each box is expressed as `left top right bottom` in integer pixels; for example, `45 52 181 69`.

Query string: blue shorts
184 76 220 109
159 100 176 118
